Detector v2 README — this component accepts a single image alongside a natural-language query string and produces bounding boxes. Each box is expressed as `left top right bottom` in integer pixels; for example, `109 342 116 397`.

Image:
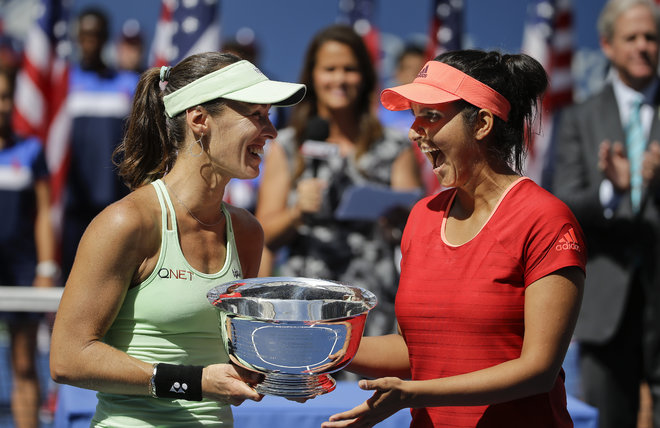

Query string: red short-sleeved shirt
396 178 586 428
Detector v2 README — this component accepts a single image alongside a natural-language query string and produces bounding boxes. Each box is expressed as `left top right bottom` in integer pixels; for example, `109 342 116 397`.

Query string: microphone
298 117 336 221
299 117 333 178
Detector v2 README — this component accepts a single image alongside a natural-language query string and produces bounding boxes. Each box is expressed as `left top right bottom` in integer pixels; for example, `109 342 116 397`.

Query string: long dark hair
288 24 383 176
435 50 548 173
114 52 241 190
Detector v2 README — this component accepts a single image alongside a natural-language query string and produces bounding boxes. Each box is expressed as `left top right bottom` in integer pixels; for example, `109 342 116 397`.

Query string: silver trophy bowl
207 276 377 399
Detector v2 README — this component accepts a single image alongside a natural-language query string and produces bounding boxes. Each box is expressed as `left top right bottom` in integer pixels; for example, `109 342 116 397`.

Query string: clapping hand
599 140 631 192
600 140 660 191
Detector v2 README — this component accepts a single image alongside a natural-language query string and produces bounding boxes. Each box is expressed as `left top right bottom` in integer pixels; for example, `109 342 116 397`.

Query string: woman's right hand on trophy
202 364 264 405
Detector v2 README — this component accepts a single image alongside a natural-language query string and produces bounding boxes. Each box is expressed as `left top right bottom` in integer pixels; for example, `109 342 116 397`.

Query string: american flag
522 0 574 188
337 0 380 65
425 0 463 61
13 0 72 212
149 0 221 67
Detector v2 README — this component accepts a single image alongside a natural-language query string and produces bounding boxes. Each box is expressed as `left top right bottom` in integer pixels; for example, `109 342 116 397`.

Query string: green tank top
92 179 243 427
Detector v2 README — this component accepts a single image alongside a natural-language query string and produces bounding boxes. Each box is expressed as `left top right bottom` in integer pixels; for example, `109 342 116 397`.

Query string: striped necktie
626 96 645 213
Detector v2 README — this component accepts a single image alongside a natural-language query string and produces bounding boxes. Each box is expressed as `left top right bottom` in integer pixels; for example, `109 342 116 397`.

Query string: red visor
380 61 511 121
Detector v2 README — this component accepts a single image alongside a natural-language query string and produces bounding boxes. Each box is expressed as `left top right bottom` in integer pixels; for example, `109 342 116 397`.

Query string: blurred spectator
552 0 660 427
115 19 145 74
256 24 421 337
222 27 258 63
394 43 426 89
61 7 138 280
0 66 57 428
379 43 442 196
0 21 21 72
379 44 425 133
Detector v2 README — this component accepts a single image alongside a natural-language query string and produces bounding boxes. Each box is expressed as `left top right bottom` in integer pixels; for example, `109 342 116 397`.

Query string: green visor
163 60 306 117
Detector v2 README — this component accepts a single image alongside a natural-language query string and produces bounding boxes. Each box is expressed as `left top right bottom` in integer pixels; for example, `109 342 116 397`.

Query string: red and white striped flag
149 0 221 67
13 0 72 218
522 0 574 188
425 0 463 61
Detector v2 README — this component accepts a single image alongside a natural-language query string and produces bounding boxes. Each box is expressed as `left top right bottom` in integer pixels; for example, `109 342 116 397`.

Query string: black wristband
153 363 204 401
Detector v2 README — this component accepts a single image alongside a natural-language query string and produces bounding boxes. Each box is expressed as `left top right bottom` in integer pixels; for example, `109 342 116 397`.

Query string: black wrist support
153 363 204 401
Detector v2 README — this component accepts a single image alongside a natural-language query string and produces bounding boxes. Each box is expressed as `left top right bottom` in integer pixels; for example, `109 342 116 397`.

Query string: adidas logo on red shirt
556 227 582 252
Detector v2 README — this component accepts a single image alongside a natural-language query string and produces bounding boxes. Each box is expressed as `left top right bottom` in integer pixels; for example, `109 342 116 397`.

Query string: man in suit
553 1 660 427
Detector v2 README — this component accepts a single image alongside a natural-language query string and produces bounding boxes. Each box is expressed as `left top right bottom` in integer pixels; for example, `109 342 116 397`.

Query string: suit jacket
553 83 660 344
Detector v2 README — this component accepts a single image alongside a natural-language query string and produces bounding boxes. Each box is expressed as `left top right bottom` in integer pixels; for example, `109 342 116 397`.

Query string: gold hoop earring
189 132 204 157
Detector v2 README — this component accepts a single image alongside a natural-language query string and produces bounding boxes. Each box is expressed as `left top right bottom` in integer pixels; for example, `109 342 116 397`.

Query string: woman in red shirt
323 50 586 428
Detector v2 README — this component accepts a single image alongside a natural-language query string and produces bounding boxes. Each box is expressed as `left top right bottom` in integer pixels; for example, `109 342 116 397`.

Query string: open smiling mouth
248 144 264 159
420 146 444 170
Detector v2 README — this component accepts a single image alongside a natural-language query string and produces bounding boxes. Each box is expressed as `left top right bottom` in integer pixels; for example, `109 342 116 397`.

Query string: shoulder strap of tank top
152 179 178 233
220 202 243 278
151 180 169 235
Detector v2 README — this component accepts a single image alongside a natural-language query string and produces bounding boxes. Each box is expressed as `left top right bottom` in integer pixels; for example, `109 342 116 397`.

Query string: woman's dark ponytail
114 68 172 190
435 50 548 173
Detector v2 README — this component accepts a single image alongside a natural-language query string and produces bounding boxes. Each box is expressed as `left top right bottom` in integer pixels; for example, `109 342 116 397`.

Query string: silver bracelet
149 363 158 398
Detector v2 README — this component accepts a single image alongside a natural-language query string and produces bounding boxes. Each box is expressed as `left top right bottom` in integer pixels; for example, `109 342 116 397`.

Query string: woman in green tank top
49 52 305 427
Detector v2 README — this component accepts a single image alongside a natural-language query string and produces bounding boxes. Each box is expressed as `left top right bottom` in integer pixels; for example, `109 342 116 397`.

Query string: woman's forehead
411 101 456 113
225 100 270 113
